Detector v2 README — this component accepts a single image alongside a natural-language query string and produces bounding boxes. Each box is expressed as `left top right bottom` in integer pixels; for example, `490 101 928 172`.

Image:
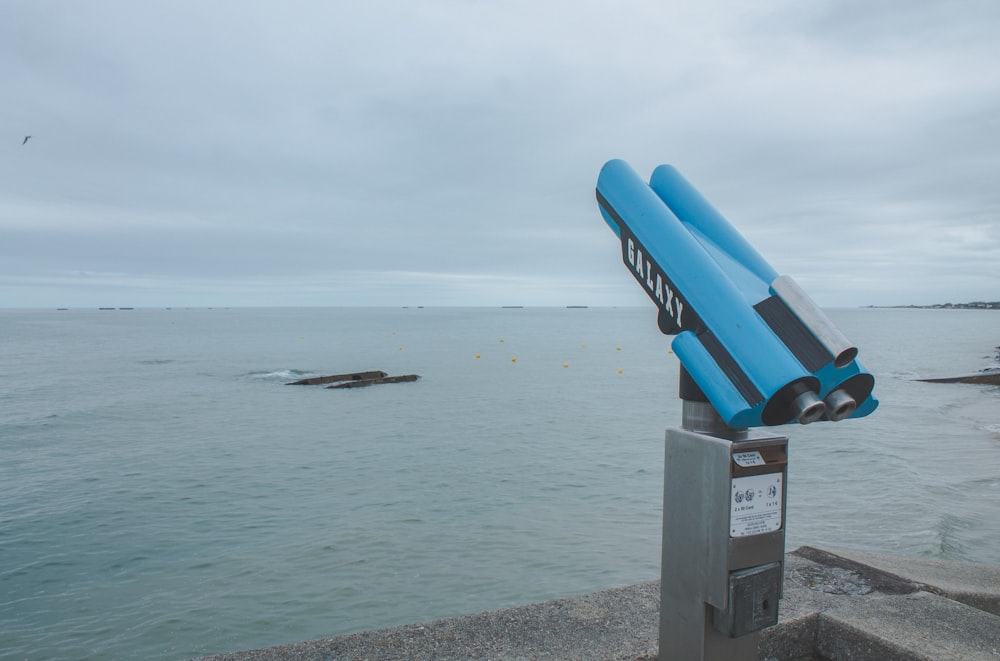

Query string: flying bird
22 135 31 145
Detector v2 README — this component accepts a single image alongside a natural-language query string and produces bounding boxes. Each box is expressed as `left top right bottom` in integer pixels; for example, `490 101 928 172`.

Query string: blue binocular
596 159 877 428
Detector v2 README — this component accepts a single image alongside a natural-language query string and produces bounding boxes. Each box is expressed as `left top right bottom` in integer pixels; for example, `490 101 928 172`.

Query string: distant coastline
866 301 998 310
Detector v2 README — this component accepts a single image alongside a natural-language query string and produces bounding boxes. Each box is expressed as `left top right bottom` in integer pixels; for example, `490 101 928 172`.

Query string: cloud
1 0 998 308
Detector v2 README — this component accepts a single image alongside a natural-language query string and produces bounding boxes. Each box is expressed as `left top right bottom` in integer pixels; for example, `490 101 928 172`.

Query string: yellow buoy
563 363 569 368
475 353 481 359
616 346 621 351
618 368 623 374
511 357 517 363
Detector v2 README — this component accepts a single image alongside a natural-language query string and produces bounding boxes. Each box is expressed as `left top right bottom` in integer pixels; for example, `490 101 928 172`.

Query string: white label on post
732 451 765 467
730 473 783 537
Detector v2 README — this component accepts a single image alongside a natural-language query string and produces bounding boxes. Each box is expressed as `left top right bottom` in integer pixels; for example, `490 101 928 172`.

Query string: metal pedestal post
658 395 788 661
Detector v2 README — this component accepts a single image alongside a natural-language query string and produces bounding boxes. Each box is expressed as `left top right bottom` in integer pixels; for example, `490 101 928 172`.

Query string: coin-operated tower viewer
595 159 878 661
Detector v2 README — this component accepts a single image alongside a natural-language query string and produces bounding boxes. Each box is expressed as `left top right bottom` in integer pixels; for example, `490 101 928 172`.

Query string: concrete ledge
195 546 1000 661
196 582 660 661
814 591 999 660
805 546 1000 617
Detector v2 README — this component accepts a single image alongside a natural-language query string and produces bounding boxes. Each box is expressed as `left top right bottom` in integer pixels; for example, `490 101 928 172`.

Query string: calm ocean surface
2 307 998 660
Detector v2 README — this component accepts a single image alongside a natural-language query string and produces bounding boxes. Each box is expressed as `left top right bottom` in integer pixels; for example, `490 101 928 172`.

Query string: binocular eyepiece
824 388 857 422
791 389 826 426
596 159 877 428
774 381 858 426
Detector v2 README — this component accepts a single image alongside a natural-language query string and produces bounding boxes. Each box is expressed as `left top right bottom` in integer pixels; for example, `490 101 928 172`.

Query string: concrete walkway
195 546 1000 660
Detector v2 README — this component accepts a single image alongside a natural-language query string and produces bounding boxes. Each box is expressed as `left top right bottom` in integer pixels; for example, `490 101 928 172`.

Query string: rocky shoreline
866 301 998 309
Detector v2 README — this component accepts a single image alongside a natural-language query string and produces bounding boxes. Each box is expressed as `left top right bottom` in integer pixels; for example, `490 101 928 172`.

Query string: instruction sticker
730 473 782 537
732 451 765 467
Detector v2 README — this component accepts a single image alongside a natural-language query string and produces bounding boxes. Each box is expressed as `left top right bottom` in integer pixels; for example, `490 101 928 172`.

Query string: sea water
1 307 998 660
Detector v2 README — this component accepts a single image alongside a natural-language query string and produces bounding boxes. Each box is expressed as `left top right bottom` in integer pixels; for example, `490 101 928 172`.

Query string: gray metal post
658 386 788 660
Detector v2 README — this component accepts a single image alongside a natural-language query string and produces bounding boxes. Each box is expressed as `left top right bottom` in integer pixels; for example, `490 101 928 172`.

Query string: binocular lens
791 391 826 425
824 388 857 422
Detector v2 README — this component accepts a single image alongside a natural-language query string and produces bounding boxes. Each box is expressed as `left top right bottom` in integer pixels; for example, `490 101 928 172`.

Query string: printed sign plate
732 451 764 467
730 473 783 537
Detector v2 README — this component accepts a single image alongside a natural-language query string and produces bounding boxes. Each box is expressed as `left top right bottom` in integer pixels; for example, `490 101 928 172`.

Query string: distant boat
914 367 1000 385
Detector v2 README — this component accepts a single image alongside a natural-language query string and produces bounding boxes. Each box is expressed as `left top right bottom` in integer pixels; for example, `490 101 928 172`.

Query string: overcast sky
2 0 998 308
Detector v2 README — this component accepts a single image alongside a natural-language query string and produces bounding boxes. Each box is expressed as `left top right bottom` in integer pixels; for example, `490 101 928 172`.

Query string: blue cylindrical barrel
597 159 818 426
